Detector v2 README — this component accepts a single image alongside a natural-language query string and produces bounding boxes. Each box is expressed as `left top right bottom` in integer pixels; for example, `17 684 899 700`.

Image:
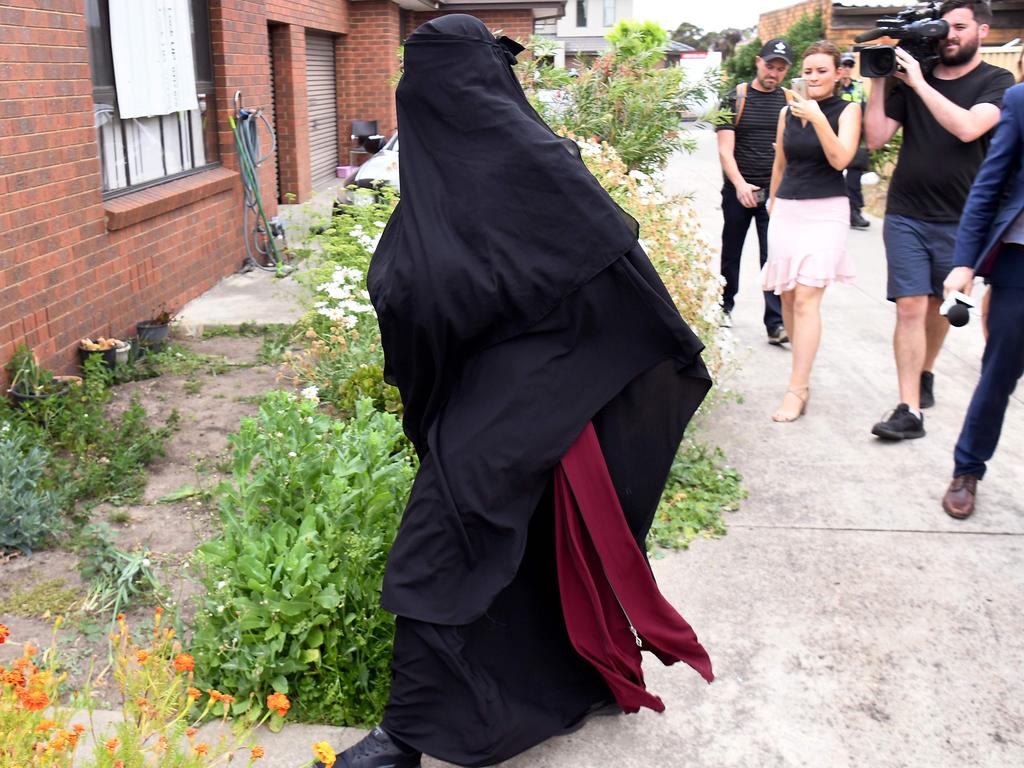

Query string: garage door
306 33 339 189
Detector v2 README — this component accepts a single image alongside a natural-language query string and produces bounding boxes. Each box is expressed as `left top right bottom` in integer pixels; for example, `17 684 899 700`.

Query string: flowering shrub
191 394 416 726
0 615 284 767
571 136 729 378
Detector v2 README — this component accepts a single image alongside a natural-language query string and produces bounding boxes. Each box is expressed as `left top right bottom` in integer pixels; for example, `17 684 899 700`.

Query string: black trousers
720 184 783 332
846 168 864 212
953 284 1024 479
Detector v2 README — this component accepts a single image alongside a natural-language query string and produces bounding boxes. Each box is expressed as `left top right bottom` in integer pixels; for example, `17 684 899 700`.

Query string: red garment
554 421 713 714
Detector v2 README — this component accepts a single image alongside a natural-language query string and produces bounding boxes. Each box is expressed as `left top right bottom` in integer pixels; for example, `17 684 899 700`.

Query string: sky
631 0 878 34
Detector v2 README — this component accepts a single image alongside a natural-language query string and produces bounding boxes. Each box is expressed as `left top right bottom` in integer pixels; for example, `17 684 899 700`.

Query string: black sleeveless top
777 95 852 200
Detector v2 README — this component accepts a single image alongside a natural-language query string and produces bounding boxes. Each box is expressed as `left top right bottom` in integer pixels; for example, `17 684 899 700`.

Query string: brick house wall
758 0 831 44
0 0 551 381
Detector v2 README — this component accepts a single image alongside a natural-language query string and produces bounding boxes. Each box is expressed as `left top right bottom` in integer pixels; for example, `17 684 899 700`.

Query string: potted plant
136 307 173 352
78 336 131 370
5 345 79 406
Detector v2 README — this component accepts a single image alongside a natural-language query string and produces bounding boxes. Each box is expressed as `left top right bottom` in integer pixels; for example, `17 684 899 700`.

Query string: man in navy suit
941 80 1024 518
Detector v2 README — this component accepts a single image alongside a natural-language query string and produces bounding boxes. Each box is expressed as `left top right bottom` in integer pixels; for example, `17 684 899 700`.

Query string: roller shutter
306 33 339 189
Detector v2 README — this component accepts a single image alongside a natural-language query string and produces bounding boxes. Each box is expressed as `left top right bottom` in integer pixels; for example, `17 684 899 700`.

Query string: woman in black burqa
321 14 714 768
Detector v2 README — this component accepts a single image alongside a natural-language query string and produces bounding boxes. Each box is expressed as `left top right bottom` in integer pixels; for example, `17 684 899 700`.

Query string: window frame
576 0 588 28
86 0 219 200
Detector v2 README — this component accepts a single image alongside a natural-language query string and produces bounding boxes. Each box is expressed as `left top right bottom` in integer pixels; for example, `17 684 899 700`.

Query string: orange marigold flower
219 693 235 704
0 623 9 643
114 761 124 768
18 688 50 711
266 692 291 717
73 723 86 734
186 727 199 738
67 731 79 747
23 641 37 657
4 669 26 688
116 613 125 621
155 735 169 753
36 719 58 732
251 745 265 760
187 686 202 699
51 731 70 750
105 737 120 753
136 650 150 664
195 743 210 756
208 688 225 701
312 741 336 768
173 653 195 673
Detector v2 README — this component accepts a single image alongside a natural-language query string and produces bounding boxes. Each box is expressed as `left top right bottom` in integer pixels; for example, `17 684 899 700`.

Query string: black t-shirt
717 83 789 189
777 96 853 200
885 61 1013 221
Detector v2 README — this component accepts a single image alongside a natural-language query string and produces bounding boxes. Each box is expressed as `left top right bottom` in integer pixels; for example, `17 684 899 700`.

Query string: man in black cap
716 38 792 345
839 52 871 229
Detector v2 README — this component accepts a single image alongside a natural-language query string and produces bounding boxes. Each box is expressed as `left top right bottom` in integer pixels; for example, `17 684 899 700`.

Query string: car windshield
385 133 399 152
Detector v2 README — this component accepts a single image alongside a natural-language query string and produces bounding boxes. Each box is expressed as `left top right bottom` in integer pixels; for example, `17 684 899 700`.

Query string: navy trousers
720 184 784 333
953 284 1024 479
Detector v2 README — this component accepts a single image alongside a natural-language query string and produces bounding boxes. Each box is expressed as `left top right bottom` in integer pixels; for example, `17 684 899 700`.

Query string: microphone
946 303 970 327
939 291 976 327
855 28 889 43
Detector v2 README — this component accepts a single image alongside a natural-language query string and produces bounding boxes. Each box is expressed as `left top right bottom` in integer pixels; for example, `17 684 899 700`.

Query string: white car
338 132 399 206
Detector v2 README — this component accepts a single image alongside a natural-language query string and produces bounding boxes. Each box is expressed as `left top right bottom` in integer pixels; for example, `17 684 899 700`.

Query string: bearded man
864 0 1013 440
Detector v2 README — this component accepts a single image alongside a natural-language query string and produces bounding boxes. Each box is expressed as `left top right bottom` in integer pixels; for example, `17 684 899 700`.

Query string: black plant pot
78 344 118 371
7 378 73 408
136 321 170 352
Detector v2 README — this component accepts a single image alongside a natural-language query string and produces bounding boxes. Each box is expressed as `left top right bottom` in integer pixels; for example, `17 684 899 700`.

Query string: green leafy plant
74 524 165 621
520 44 719 173
191 394 416 726
5 344 58 396
0 422 63 553
649 441 746 550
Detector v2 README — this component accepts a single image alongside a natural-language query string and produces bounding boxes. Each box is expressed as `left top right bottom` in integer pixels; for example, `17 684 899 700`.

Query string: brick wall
759 0 831 43
0 0 319 380
266 0 346 32
341 0 403 148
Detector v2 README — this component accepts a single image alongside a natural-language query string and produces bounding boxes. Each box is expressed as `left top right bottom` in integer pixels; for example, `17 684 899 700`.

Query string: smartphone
790 77 808 99
753 188 766 205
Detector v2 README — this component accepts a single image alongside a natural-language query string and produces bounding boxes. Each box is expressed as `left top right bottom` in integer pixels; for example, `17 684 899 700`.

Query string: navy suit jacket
953 82 1024 277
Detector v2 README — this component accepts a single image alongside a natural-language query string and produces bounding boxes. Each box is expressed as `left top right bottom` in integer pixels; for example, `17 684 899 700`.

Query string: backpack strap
734 82 748 124
735 82 793 125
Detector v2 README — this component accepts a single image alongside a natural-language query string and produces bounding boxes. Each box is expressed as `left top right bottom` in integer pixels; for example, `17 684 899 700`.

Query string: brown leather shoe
942 475 979 519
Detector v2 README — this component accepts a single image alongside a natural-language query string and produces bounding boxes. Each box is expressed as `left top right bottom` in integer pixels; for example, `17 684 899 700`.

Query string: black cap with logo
840 52 856 66
759 38 793 65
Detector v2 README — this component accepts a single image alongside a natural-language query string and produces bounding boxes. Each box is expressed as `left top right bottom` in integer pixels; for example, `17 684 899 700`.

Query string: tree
672 21 709 49
706 28 745 59
606 19 669 65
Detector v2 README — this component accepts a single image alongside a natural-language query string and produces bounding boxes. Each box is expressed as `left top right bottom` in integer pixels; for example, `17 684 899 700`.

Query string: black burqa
368 15 711 767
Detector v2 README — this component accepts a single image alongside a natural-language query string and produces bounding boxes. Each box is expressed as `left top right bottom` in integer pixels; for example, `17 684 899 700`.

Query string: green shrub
191 394 416 726
648 441 745 550
0 423 62 553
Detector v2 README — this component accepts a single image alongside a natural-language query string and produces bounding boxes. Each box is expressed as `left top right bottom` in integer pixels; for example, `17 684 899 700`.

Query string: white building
535 0 634 67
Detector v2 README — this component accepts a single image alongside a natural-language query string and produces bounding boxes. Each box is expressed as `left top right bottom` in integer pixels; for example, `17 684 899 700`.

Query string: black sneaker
871 403 925 440
317 726 421 768
850 209 870 229
920 371 935 409
767 326 789 346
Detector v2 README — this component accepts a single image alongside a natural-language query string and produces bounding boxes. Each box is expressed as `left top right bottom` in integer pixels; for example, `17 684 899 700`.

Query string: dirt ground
0 333 287 699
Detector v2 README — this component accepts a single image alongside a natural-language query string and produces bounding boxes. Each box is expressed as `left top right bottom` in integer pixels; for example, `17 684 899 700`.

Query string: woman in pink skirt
764 40 861 421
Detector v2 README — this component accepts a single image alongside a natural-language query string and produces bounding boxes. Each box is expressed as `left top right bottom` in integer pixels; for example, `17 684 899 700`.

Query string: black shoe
318 726 421 768
720 310 733 328
920 371 935 409
850 210 870 229
767 325 789 346
871 403 925 440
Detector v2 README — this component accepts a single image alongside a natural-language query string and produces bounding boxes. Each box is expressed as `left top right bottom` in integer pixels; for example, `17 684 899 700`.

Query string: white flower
288 451 297 458
217 580 226 589
300 385 320 403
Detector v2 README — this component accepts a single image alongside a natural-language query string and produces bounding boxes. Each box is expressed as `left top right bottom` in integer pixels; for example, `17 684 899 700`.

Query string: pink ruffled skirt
762 196 856 294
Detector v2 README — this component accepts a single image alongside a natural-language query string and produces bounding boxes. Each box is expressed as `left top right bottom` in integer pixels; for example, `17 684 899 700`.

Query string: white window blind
109 0 198 119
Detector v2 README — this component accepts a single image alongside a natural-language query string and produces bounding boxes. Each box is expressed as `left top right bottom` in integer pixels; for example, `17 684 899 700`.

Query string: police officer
839 52 870 229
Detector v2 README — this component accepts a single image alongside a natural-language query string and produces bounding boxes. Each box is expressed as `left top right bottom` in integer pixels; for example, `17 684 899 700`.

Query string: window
85 0 217 197
603 0 615 27
576 0 587 28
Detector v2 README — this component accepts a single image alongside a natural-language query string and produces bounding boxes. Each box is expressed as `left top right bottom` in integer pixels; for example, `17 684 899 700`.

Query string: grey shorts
882 214 958 301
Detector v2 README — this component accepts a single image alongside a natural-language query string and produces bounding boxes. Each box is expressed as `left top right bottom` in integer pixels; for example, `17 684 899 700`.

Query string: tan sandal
771 387 810 423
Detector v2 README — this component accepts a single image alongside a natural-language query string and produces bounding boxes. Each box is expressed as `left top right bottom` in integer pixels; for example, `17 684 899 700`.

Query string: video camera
855 1 949 78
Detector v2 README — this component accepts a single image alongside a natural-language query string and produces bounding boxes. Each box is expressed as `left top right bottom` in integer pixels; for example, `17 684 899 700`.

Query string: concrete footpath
185 131 1024 768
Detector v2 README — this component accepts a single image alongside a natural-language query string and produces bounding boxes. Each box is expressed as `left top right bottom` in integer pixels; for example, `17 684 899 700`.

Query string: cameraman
865 0 1013 441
